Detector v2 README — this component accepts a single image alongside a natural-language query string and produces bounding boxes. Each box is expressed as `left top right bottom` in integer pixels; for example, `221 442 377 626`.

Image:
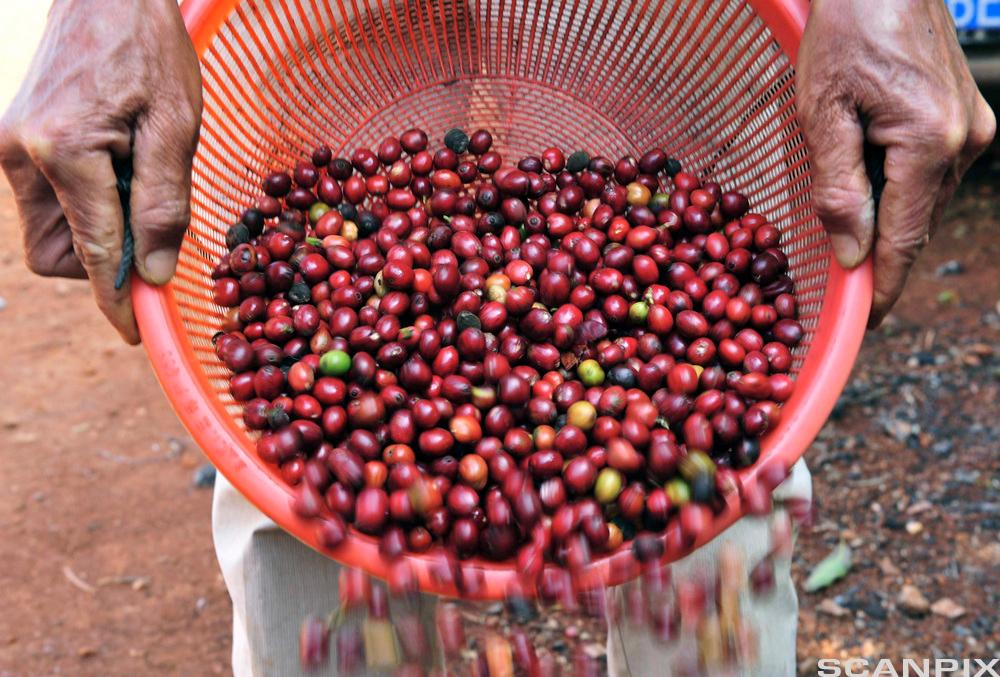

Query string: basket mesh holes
176 0 832 418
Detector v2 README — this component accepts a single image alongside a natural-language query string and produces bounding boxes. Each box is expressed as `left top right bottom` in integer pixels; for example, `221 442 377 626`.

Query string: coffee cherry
215 133 803 571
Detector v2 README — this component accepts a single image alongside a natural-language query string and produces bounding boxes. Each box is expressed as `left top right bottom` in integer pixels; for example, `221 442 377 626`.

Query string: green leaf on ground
936 289 958 305
804 542 852 593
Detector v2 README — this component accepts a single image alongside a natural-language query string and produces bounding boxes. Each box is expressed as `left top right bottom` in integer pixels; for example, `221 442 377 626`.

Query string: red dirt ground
0 180 231 674
1 162 997 675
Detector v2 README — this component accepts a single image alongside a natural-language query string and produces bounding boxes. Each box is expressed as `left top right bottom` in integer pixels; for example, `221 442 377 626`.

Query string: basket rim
132 0 872 598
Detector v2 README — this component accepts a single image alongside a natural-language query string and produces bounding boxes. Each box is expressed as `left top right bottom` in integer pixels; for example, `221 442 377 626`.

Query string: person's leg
214 473 442 676
606 460 811 677
213 472 278 676
215 472 340 676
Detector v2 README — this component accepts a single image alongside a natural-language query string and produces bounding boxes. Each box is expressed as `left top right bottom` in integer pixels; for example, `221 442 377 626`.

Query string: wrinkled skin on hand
797 0 995 327
0 0 202 343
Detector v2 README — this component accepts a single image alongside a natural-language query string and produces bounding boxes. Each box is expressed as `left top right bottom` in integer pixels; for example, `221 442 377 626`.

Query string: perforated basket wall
134 0 871 597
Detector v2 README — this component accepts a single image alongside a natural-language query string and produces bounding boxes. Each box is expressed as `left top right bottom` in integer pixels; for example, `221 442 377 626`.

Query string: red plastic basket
134 0 872 598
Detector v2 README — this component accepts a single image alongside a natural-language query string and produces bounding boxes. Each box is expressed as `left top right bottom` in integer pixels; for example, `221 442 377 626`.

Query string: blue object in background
948 0 1000 30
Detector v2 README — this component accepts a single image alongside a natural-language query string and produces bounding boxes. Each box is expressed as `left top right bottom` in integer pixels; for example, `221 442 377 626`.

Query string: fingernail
828 232 863 269
144 249 178 285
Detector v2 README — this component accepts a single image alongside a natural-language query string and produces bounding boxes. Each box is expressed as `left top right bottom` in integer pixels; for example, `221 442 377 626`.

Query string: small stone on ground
817 599 850 618
897 585 930 617
935 259 964 276
930 597 966 620
192 464 216 489
878 557 902 577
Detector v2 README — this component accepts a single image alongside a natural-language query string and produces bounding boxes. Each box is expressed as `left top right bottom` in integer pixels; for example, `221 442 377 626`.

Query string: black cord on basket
113 155 134 290
863 140 887 213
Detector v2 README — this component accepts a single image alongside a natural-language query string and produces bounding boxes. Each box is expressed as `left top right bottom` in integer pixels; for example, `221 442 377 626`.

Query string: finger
129 100 201 286
24 215 88 278
958 93 997 175
930 173 960 242
867 146 947 327
0 135 87 278
798 98 876 269
13 172 89 278
31 144 139 343
925 96 993 240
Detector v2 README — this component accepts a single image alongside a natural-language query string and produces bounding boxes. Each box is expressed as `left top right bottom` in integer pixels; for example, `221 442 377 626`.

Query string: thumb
799 101 875 269
129 102 200 286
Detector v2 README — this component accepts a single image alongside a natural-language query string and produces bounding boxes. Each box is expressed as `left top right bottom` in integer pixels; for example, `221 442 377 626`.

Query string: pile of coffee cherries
211 127 803 572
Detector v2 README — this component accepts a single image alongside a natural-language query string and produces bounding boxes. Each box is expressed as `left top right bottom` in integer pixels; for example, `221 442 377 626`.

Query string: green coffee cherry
666 478 691 507
629 301 649 324
595 468 624 504
308 202 331 224
319 349 352 376
577 359 605 386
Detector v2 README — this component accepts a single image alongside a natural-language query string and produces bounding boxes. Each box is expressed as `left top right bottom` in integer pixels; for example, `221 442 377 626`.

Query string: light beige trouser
213 461 809 677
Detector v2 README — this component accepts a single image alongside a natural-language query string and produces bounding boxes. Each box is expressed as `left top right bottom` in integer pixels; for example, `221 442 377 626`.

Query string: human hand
0 0 202 343
797 0 995 326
